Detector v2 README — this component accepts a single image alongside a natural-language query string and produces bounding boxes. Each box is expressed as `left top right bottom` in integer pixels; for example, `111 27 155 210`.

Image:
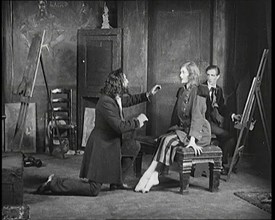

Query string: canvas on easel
12 30 45 153
227 49 270 180
81 107 95 147
12 29 69 158
5 103 36 153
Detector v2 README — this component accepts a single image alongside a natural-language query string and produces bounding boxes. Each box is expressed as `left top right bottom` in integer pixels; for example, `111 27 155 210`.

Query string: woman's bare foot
134 175 150 192
142 171 159 193
135 161 159 192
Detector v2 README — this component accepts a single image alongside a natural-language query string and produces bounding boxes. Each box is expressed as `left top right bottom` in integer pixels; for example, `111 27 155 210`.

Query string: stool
135 135 222 194
174 145 222 194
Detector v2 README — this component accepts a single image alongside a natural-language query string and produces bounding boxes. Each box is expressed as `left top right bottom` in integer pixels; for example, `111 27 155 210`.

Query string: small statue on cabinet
101 2 112 29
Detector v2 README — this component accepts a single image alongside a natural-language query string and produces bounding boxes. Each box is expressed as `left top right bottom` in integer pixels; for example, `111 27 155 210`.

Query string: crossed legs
210 122 235 165
135 133 179 193
134 160 163 193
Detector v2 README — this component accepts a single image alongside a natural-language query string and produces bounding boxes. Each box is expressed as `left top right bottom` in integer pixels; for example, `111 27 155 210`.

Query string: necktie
210 87 217 107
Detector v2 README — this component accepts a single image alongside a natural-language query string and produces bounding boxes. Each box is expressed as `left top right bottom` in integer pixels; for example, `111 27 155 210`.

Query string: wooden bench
134 135 222 194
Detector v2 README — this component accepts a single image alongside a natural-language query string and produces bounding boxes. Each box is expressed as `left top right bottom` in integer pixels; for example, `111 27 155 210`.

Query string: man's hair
206 65 220 75
101 68 125 98
182 61 200 86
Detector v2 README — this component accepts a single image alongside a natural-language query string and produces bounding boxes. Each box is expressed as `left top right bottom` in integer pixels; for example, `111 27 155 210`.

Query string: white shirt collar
207 82 217 90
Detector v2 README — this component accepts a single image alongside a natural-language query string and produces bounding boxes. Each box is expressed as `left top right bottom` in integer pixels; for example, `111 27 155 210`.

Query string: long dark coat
79 93 149 184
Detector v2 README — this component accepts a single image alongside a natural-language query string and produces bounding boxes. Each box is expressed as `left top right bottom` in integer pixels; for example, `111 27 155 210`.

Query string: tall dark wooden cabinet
77 29 122 148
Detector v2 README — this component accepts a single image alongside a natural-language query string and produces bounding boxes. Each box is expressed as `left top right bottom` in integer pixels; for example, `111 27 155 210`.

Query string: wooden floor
22 152 271 219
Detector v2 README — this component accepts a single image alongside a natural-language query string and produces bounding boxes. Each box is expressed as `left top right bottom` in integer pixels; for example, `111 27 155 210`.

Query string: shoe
35 174 54 194
110 183 132 191
23 155 42 167
232 165 238 173
220 167 228 175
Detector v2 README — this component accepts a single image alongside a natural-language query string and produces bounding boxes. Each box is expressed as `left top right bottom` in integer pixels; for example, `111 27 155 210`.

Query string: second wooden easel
226 49 271 180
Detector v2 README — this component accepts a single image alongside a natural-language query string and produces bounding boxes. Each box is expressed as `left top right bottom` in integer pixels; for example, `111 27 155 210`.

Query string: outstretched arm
122 84 161 107
122 93 148 107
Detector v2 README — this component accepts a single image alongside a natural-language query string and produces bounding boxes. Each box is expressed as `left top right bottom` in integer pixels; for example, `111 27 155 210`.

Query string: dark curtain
264 0 271 132
224 0 271 159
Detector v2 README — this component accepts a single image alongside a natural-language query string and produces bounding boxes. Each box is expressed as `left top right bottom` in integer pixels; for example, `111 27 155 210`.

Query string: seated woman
134 61 211 193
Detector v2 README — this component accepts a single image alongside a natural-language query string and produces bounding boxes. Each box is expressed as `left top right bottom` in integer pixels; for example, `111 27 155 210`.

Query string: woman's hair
100 68 124 98
182 61 200 86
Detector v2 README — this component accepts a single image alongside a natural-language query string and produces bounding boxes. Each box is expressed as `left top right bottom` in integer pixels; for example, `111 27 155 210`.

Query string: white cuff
231 113 235 121
146 92 151 102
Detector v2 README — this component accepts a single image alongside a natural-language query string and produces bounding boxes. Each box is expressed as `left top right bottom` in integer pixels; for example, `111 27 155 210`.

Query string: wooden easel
227 49 270 180
12 30 68 158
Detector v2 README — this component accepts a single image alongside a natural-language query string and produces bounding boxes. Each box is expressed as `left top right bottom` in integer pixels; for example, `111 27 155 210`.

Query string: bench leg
178 161 192 194
209 160 222 192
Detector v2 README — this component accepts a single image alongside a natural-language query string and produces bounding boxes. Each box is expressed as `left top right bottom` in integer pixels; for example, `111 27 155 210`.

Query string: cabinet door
77 29 122 148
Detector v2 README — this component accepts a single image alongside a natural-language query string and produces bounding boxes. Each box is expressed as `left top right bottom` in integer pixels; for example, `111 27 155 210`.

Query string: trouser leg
49 176 102 196
222 137 235 164
211 122 231 138
121 139 141 181
121 156 134 180
210 122 234 165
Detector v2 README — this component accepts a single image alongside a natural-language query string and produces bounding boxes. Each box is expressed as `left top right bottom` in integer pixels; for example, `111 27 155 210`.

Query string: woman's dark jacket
169 84 211 147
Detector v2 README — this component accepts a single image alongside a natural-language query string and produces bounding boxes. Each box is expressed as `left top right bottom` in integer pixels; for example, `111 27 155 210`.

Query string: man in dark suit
203 65 241 175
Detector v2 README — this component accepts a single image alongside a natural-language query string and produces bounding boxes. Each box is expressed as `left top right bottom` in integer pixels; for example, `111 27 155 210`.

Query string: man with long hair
36 68 161 196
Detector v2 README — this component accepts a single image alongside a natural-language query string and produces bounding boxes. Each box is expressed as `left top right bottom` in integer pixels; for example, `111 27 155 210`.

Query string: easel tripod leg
18 103 29 150
255 90 271 157
227 127 245 180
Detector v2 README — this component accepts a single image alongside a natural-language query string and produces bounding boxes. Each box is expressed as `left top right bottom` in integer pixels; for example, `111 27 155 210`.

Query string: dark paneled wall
121 1 148 136
2 1 115 152
147 0 212 136
2 0 271 163
225 0 271 158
